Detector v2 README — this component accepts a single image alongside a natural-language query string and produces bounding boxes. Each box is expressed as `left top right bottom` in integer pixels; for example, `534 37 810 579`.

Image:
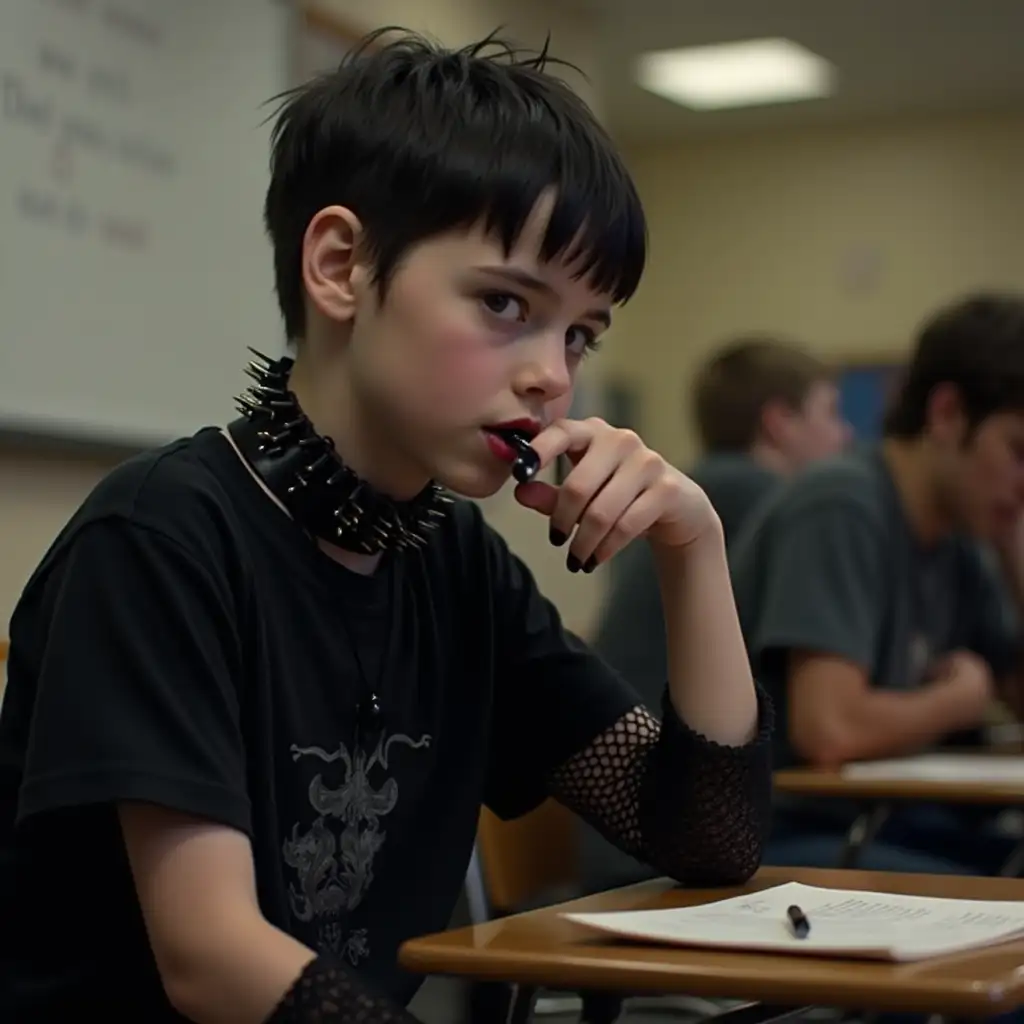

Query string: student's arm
15 517 415 1024
653 516 759 746
479 510 771 888
119 804 314 1022
788 650 994 766
120 803 416 1024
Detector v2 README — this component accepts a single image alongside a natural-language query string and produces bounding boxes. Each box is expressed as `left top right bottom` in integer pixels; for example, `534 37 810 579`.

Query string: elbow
149 933 235 1022
682 840 765 888
159 964 208 1022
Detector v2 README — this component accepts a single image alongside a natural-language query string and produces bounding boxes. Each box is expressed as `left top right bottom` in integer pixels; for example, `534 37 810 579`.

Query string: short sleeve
481 525 639 821
591 541 667 712
743 501 887 674
14 516 250 834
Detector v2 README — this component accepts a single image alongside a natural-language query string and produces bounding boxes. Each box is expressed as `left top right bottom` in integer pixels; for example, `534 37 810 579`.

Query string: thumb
514 480 559 515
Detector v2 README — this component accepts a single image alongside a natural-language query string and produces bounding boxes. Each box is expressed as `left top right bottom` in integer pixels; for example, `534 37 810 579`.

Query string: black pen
786 904 810 939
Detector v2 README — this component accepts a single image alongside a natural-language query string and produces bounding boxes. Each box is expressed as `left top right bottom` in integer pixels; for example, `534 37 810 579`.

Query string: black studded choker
227 349 454 554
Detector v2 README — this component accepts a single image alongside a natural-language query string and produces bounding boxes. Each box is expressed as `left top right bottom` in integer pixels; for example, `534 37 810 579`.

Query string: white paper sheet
841 754 1024 784
564 882 1024 961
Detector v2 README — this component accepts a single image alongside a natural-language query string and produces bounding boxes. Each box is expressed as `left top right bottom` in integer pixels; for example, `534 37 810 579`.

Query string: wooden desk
773 764 1024 805
400 867 1024 1018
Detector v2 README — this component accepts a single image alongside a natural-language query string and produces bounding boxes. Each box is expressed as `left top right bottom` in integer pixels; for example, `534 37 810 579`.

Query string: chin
434 462 510 500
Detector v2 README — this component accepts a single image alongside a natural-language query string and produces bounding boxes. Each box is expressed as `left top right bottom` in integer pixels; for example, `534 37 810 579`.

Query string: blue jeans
765 803 1019 876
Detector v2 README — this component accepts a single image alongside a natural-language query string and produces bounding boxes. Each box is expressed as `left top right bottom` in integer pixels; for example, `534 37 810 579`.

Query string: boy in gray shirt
732 293 1024 873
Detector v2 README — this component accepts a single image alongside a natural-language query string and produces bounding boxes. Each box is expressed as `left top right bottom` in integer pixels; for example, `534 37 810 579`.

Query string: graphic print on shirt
284 730 432 964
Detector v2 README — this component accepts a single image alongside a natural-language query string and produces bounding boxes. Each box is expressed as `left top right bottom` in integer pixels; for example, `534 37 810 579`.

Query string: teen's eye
566 325 601 358
481 292 527 322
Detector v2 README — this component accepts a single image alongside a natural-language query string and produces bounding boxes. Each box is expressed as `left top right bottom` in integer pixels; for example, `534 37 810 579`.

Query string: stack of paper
564 882 1024 962
841 754 1024 784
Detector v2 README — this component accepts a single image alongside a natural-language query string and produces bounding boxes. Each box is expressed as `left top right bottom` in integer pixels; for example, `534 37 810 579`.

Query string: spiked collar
227 349 453 554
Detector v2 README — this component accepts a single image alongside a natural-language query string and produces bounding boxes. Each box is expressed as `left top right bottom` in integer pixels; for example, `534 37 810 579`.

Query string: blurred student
732 293 1024 874
593 336 848 706
0 30 770 1024
690 336 850 543
581 336 846 890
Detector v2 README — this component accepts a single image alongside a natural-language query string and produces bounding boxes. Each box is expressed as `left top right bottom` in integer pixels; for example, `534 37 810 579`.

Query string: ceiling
558 0 1024 143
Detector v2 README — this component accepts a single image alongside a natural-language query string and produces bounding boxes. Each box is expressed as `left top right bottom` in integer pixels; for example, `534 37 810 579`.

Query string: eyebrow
474 265 613 329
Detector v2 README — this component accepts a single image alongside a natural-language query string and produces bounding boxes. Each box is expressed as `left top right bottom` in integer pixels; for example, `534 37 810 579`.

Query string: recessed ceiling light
635 37 834 111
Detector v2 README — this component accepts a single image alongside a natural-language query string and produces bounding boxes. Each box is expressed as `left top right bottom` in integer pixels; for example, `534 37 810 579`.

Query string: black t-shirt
0 427 637 1020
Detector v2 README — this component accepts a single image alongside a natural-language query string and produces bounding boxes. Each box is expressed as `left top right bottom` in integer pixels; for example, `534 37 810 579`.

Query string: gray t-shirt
730 446 1018 788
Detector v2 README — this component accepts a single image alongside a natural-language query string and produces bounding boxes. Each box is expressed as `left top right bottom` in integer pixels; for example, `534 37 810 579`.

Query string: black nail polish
566 554 581 573
583 556 598 574
549 527 567 547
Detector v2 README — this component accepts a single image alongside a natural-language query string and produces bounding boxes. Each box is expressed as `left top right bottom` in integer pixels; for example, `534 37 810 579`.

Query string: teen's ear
759 398 797 446
301 205 370 323
926 382 969 446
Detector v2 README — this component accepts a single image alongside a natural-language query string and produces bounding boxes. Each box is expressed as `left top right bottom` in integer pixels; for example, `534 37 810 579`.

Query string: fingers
566 458 666 570
546 433 630 544
554 441 663 572
529 417 610 471
523 418 671 572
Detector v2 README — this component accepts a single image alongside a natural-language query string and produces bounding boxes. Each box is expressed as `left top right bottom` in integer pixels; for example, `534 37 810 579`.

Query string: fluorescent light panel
636 37 834 111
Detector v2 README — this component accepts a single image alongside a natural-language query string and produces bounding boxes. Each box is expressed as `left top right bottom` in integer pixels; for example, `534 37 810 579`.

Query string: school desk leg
839 802 892 868
505 984 537 1024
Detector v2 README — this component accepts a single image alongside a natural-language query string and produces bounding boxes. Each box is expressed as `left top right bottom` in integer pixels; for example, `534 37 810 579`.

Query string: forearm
169 916 414 1024
654 525 758 746
829 683 980 763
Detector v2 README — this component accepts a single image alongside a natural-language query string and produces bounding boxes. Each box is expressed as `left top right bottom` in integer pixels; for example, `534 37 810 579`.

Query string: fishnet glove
549 685 773 886
267 956 421 1024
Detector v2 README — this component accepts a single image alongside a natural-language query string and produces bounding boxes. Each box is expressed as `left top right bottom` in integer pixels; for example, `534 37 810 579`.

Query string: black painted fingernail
549 527 568 547
583 556 598 574
566 553 582 573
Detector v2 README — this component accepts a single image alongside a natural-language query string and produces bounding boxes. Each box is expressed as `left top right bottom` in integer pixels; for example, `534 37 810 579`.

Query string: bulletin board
835 358 904 442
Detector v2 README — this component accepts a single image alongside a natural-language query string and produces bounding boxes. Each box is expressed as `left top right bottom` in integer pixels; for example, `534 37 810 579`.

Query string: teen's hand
513 417 719 571
930 649 997 726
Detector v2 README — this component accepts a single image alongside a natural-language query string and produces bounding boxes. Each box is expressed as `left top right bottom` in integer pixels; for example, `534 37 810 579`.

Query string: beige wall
612 111 1024 465
0 0 608 636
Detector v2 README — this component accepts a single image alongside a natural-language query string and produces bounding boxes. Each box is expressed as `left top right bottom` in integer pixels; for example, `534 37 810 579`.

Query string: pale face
776 380 851 470
309 199 614 499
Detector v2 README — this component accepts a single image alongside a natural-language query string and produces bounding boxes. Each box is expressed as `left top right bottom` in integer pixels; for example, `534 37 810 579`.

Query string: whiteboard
0 0 295 446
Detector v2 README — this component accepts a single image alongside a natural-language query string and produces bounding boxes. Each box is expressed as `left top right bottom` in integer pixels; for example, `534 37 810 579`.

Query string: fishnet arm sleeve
549 684 774 886
267 956 421 1024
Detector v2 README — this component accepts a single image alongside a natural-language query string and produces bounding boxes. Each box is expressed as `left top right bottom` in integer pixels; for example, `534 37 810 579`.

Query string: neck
881 436 951 545
287 349 429 502
747 441 794 476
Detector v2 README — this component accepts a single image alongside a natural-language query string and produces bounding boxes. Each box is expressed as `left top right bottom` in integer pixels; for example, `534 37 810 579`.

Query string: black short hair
884 293 1024 438
263 28 647 341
